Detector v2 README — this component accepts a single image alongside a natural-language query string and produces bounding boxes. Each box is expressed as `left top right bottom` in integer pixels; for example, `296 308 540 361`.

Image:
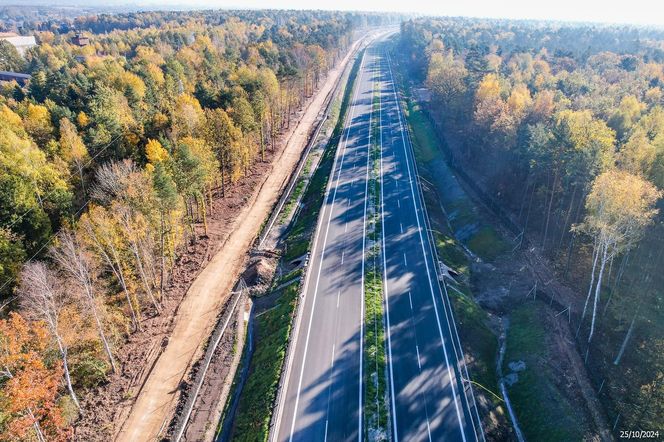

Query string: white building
0 32 37 56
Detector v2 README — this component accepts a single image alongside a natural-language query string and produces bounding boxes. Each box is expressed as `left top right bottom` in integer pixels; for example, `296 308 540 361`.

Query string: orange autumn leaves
0 313 70 441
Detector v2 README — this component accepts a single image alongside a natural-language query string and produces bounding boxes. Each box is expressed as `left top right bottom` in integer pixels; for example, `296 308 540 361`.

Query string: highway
378 50 479 441
273 36 480 442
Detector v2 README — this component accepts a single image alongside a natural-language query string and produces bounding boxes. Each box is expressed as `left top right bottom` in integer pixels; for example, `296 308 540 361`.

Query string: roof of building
0 71 32 80
0 35 37 47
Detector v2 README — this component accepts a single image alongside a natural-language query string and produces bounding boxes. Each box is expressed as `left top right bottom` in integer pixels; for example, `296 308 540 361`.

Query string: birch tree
114 203 161 312
18 262 80 409
574 169 661 343
49 229 117 373
79 205 141 331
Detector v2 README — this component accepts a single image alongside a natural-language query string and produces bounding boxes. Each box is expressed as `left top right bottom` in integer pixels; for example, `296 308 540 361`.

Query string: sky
113 0 664 27
11 0 664 27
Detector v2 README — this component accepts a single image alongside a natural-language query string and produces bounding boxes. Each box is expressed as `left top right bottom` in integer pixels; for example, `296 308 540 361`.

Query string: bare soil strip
111 37 366 442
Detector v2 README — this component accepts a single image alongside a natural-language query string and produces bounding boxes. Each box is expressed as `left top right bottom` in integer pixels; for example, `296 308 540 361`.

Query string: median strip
363 54 389 441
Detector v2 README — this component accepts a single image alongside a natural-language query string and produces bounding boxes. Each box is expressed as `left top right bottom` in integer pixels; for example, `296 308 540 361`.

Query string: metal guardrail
171 280 247 442
256 44 354 250
386 53 486 442
216 301 254 442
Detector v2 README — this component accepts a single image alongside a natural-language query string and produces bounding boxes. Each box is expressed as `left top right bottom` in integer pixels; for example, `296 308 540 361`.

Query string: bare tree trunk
523 180 536 234
563 234 575 280
613 306 639 365
18 262 81 408
86 231 141 332
140 237 159 291
51 232 118 372
76 160 86 198
517 177 531 222
160 211 166 296
542 168 559 250
578 239 600 337
130 240 160 313
56 336 80 409
559 184 578 249
200 194 208 236
90 298 117 372
207 185 213 215
604 251 631 316
588 243 609 343
259 123 265 162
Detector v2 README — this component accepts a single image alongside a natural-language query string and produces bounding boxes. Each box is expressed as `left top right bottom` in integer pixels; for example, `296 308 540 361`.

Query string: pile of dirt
242 256 278 295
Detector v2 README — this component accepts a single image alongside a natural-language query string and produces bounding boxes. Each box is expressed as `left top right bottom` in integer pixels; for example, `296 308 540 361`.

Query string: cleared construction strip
170 282 247 441
215 44 369 441
116 34 369 442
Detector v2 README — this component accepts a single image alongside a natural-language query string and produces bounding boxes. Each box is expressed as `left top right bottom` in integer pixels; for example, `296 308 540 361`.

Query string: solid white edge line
286 50 368 442
273 43 365 442
388 52 483 441
378 53 400 442
386 52 468 442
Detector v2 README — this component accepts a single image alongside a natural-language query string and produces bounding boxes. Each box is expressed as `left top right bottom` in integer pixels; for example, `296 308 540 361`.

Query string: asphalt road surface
378 50 479 441
273 37 480 442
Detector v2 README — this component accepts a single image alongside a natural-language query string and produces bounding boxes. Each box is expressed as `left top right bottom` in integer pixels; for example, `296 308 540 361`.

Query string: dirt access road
116 35 368 442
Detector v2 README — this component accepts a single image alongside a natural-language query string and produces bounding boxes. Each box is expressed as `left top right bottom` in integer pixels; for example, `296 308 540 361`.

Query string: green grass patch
434 232 469 276
404 100 438 164
446 198 478 230
447 284 499 396
279 179 306 223
504 303 585 441
364 268 388 438
467 226 509 262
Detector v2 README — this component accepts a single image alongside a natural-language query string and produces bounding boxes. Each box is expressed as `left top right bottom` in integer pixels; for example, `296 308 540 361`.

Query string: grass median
363 73 388 440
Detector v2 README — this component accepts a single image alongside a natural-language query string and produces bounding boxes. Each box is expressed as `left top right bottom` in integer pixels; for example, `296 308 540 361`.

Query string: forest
0 9 373 439
400 17 664 433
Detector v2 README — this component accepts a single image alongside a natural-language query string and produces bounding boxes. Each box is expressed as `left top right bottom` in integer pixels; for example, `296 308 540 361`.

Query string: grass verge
224 49 365 441
504 302 585 441
229 279 299 441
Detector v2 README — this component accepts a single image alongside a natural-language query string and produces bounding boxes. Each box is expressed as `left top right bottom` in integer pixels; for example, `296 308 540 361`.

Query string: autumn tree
59 118 90 195
151 162 180 293
575 169 661 343
203 108 242 195
0 312 69 441
0 228 26 298
0 40 24 72
79 205 141 331
18 262 80 408
49 229 117 373
426 50 467 117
